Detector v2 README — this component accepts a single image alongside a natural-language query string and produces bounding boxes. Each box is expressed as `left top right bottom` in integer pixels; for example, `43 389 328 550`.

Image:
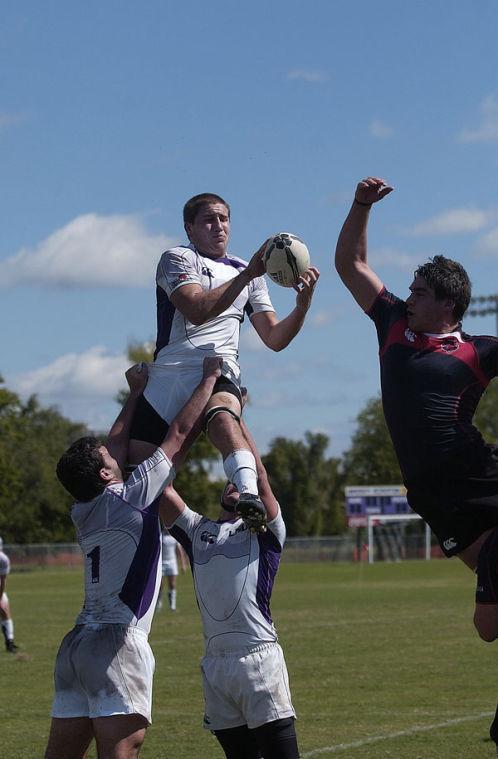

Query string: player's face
220 482 239 512
185 203 230 258
406 276 454 333
98 445 122 482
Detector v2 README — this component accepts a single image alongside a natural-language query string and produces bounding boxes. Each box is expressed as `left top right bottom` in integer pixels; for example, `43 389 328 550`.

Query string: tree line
0 366 496 544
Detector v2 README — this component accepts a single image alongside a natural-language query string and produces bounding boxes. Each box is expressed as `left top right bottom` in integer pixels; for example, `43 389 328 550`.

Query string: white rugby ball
263 232 310 288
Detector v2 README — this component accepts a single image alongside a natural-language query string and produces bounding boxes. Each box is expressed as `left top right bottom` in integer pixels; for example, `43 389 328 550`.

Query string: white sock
2 619 14 641
223 450 258 495
168 589 177 611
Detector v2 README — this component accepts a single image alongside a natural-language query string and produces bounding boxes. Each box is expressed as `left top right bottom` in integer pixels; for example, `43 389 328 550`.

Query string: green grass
2 560 497 758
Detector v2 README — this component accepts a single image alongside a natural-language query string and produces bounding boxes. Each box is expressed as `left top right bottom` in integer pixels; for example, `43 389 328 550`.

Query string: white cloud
474 227 498 257
408 208 497 236
12 346 129 401
370 247 419 271
369 119 394 139
459 95 498 143
287 69 328 83
8 347 132 431
0 213 177 288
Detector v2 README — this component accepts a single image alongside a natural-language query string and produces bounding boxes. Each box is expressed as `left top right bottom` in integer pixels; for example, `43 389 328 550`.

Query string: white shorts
51 624 155 723
144 358 240 424
201 642 296 731
162 559 178 576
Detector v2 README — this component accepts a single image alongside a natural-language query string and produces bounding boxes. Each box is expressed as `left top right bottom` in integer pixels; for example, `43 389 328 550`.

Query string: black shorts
129 375 242 447
406 446 498 557
476 527 498 604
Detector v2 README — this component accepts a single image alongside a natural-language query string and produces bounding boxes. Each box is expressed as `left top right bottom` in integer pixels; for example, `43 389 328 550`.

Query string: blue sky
2 0 498 459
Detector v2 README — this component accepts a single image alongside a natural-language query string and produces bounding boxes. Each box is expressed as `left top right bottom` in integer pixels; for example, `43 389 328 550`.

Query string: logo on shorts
443 537 458 551
404 328 416 343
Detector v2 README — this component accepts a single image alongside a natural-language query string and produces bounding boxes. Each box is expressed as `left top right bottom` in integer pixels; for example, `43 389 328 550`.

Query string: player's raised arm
335 177 393 312
105 363 148 471
251 265 320 352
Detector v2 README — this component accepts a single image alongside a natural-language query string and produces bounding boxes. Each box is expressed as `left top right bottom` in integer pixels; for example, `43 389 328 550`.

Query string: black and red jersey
368 288 498 483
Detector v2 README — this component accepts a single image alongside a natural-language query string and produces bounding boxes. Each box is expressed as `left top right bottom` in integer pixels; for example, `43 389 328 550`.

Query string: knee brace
204 405 240 433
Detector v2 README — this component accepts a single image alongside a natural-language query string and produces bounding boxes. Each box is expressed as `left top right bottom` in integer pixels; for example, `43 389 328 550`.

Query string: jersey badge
440 337 459 353
404 328 416 343
443 537 458 551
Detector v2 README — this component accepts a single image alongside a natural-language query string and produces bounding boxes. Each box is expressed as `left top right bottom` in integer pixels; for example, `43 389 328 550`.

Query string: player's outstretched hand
355 177 393 206
126 362 148 394
245 240 269 280
294 266 320 312
203 356 223 379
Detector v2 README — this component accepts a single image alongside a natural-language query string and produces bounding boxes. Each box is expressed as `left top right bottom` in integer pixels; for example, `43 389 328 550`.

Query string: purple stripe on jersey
119 499 161 619
155 285 176 358
194 248 247 271
170 525 194 571
256 529 282 625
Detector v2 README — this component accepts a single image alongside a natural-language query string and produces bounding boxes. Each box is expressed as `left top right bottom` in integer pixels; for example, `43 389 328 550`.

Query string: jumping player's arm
239 414 279 522
335 177 393 312
170 243 267 326
159 356 222 469
251 266 320 352
105 363 148 471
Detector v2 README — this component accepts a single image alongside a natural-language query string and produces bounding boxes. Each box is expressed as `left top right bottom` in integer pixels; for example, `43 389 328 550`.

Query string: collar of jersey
191 243 230 263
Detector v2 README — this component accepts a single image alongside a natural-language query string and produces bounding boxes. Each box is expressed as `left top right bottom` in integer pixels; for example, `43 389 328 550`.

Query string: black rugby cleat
236 493 267 533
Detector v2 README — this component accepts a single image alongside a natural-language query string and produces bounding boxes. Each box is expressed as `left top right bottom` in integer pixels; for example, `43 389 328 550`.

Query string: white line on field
300 711 494 757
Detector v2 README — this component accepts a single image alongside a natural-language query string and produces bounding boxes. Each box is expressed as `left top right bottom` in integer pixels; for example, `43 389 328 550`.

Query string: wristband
354 198 372 208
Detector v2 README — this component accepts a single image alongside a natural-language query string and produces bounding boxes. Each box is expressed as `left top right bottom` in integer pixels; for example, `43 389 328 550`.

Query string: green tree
474 379 498 444
263 432 345 537
0 378 88 543
342 395 402 485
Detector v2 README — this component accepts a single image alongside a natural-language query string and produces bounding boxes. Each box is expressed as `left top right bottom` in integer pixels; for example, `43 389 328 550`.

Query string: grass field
2 559 498 758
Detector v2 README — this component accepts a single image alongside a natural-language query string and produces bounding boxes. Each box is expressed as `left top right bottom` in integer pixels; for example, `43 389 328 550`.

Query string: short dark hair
56 436 106 502
183 193 230 225
415 255 472 321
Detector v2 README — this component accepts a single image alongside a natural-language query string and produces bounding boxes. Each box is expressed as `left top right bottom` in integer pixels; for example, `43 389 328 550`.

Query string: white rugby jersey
171 505 286 653
154 245 274 365
0 550 10 576
72 449 174 635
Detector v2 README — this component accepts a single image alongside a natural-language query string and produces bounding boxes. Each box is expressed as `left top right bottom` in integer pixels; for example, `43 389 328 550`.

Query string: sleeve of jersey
366 287 406 346
264 507 286 551
121 449 175 510
476 336 498 378
245 275 275 319
0 556 10 575
156 247 201 296
169 505 204 560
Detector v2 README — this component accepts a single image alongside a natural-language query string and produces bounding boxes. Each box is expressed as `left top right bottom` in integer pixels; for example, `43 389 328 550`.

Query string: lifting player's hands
245 239 269 281
355 177 393 206
294 266 320 312
202 356 223 380
125 362 148 394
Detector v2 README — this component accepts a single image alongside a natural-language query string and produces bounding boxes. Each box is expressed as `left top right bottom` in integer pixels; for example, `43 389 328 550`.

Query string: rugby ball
263 233 310 288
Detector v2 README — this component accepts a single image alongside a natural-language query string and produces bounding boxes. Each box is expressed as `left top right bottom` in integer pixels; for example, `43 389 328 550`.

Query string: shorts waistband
205 641 278 658
77 623 148 639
